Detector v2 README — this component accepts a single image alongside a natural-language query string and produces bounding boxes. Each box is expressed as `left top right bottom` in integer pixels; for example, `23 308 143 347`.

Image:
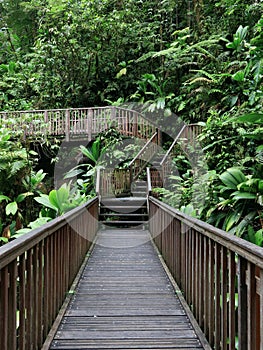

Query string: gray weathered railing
146 167 152 195
0 198 98 350
96 168 131 198
149 196 263 350
0 107 156 142
160 124 202 183
128 131 158 181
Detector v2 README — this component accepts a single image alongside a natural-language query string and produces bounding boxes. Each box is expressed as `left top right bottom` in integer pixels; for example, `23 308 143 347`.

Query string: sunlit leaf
6 202 18 216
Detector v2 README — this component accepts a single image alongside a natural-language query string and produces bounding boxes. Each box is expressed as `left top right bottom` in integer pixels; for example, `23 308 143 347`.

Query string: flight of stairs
98 143 165 228
131 179 147 197
99 197 148 228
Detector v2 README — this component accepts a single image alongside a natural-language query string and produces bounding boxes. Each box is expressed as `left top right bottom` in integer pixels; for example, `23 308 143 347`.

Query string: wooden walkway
48 228 208 349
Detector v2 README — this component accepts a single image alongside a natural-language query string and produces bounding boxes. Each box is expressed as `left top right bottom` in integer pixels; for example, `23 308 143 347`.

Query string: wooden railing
149 196 263 350
146 167 152 195
96 168 131 198
147 167 163 189
0 198 98 350
0 107 156 142
128 131 158 181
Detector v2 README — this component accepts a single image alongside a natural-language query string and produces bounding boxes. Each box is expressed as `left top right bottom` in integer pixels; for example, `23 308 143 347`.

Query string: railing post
146 167 152 196
95 168 101 197
133 112 138 137
111 106 116 121
110 107 117 129
88 109 93 141
65 109 70 142
44 110 50 135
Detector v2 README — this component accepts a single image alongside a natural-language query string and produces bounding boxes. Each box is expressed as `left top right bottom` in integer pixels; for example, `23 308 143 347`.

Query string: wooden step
100 214 148 217
100 205 147 210
100 220 148 227
99 196 148 228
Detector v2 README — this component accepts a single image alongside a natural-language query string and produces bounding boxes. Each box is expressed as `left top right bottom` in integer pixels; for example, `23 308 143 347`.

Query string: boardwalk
48 228 208 349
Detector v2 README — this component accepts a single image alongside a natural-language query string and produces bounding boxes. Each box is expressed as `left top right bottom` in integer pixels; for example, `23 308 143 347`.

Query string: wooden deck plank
49 228 205 349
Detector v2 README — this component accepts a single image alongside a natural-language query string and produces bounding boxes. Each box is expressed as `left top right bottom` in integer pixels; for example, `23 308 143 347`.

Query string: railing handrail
149 196 263 268
146 167 152 195
160 125 186 166
149 196 263 349
0 106 158 142
0 106 157 128
95 167 101 196
160 123 201 166
0 106 114 114
0 197 98 350
0 197 98 269
128 131 158 168
0 106 148 123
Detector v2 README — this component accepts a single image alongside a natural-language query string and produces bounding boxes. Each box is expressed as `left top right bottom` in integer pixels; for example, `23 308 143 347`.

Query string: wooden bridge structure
0 107 158 142
0 107 263 349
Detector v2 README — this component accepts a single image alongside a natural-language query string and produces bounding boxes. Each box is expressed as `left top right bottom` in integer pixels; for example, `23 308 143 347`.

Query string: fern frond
190 69 217 81
153 46 180 58
208 89 223 95
192 87 205 94
227 60 247 68
188 77 213 85
136 51 156 63
9 160 27 177
181 62 199 68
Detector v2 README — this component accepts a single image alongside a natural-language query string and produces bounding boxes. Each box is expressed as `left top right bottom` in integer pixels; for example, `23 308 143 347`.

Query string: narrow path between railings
47 228 209 349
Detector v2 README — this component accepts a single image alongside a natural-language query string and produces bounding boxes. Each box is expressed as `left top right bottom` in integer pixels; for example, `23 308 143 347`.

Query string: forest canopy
0 0 262 117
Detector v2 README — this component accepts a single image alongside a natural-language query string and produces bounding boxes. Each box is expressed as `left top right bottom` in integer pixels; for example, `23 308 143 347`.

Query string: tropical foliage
0 0 263 245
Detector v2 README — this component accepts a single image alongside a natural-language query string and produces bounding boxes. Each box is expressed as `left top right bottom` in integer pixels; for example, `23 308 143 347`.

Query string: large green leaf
80 145 97 163
225 210 241 231
56 186 70 208
47 185 70 214
34 194 58 212
29 217 52 229
0 195 10 203
229 211 257 237
6 202 18 216
219 168 246 189
48 190 60 209
229 113 263 124
16 192 34 203
232 70 245 82
64 169 84 179
231 191 257 201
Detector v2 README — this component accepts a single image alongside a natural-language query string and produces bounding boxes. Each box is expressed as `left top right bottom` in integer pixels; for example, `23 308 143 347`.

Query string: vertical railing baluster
38 242 44 348
260 269 263 349
0 267 9 350
32 245 39 349
247 262 256 349
214 243 221 349
208 239 215 346
18 254 26 350
26 249 33 348
65 109 70 141
238 257 248 349
228 250 236 350
8 261 17 350
221 247 228 350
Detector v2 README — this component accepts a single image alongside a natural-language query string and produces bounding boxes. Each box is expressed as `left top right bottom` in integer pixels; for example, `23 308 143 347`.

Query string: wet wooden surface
49 228 205 349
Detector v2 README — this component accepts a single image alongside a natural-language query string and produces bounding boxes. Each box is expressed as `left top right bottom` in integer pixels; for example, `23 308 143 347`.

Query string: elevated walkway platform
47 228 209 349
